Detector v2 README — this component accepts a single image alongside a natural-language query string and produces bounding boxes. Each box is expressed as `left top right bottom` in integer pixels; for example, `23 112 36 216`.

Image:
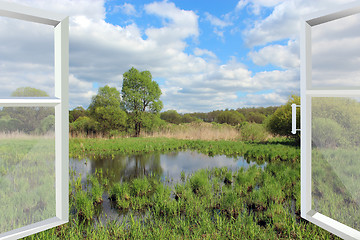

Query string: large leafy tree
121 67 163 137
88 85 127 133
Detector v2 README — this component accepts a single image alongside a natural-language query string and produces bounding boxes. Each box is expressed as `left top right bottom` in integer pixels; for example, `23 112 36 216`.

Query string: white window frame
0 1 68 239
301 2 360 239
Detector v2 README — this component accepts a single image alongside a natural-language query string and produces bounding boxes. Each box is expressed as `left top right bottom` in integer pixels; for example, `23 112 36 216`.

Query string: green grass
0 138 55 233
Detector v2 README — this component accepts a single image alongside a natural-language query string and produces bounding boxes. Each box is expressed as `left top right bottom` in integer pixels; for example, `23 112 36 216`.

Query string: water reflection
70 151 265 185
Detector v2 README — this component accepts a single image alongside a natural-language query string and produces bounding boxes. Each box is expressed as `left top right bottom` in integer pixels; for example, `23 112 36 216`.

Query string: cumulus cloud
3 0 350 112
248 39 299 69
242 0 355 47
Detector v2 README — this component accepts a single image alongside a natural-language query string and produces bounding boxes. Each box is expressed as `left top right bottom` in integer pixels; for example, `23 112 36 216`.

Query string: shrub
239 122 269 141
312 117 347 148
265 95 300 141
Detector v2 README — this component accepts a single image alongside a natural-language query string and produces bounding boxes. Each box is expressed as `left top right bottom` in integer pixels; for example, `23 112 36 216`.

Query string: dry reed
142 122 241 141
0 131 55 139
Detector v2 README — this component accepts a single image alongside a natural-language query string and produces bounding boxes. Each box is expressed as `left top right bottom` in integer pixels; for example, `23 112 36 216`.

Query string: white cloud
204 12 232 28
144 0 198 50
248 39 299 69
118 3 137 16
193 48 217 59
242 0 355 47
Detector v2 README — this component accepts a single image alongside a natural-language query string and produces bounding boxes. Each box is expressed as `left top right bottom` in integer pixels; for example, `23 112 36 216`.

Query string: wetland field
0 137 344 239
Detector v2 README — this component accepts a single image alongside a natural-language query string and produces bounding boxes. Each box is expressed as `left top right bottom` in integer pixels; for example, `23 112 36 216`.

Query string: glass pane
0 16 54 97
0 107 55 234
312 97 360 230
311 13 360 89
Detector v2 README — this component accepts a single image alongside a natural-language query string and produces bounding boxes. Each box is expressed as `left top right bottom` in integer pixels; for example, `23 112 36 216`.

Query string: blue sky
0 0 356 112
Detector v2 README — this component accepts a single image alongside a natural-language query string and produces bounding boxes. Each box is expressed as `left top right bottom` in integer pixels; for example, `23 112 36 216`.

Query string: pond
70 150 266 185
70 151 266 225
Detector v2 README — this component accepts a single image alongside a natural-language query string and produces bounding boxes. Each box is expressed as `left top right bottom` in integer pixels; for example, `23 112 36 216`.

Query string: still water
70 150 265 185
70 151 266 224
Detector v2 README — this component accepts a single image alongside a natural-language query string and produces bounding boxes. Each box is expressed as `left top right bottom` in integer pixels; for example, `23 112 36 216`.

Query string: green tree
69 116 99 135
69 106 87 123
216 110 245 126
160 110 182 124
121 67 163 137
88 85 127 133
2 87 53 133
265 95 300 140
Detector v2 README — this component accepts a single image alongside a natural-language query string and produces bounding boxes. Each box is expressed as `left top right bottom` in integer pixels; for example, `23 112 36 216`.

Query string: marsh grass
20 138 341 239
36 163 341 240
0 138 55 234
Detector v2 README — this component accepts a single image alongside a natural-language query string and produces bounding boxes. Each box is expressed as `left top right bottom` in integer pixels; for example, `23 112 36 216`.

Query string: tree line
0 67 303 141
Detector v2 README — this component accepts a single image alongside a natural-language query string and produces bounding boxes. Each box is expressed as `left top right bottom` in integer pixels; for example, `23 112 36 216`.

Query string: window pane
0 16 54 97
311 97 360 230
0 107 55 234
311 13 360 89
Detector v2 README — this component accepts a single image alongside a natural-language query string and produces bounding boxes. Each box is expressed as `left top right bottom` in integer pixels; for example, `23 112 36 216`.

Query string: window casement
0 1 68 239
301 2 360 239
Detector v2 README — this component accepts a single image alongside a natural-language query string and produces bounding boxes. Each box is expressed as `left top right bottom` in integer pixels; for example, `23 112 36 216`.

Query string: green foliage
160 110 199 124
0 115 23 132
238 122 269 141
122 67 163 136
69 116 99 135
140 113 167 134
36 115 55 134
246 112 266 123
69 106 87 123
160 110 182 124
265 95 300 139
312 118 347 148
2 87 53 133
312 97 360 148
88 85 127 133
216 110 245 126
11 87 48 97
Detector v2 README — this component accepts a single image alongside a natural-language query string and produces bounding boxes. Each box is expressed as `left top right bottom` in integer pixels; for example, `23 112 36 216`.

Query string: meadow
7 137 340 240
0 136 55 233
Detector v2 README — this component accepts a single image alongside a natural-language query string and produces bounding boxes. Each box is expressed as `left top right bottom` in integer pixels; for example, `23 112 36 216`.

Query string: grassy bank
70 137 299 163
16 137 340 239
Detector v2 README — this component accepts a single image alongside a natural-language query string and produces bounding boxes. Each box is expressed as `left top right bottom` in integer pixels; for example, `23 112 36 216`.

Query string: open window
0 2 68 239
301 2 360 239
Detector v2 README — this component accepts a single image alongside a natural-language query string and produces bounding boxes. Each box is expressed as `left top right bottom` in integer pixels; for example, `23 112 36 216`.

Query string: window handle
291 104 301 134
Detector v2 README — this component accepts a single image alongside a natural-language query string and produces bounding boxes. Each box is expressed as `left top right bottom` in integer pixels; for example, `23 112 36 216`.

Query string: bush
265 95 300 141
69 116 99 135
239 122 269 141
312 118 347 148
216 110 245 126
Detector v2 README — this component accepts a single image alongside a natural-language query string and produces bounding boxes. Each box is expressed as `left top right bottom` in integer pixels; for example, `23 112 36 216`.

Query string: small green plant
189 170 211 197
109 182 131 209
74 189 94 222
131 177 151 197
88 175 104 204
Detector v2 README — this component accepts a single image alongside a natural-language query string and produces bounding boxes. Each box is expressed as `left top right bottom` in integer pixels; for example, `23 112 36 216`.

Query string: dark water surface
70 151 266 224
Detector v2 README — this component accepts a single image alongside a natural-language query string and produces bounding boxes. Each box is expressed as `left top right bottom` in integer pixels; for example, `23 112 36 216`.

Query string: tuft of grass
74 189 94 222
